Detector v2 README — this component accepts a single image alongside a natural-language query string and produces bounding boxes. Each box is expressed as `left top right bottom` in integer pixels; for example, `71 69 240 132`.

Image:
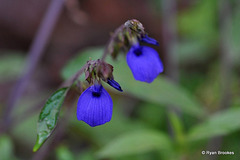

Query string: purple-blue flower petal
127 45 164 83
107 79 123 92
140 35 159 46
76 84 113 127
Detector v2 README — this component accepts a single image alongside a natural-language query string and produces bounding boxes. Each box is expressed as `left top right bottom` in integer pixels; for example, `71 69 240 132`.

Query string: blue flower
140 35 159 46
127 45 164 83
76 84 112 127
107 78 123 92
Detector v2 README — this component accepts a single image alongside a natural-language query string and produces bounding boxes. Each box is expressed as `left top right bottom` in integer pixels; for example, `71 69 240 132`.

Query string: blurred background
0 0 240 159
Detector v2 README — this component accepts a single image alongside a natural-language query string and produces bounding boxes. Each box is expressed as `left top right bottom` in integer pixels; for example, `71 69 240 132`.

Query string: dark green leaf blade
33 87 68 152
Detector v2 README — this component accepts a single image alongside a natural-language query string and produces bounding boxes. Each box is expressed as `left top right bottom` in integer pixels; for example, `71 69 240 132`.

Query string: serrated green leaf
96 130 172 158
33 87 68 152
188 107 240 141
61 47 205 118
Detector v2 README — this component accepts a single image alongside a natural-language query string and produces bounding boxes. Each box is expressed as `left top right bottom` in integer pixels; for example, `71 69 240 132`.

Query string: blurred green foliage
56 145 75 160
0 135 15 160
96 131 172 159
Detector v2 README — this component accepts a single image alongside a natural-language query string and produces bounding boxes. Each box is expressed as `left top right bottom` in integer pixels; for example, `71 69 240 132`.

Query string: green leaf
112 60 205 118
177 0 218 64
96 130 172 158
33 87 68 152
178 0 217 39
0 135 14 160
177 39 213 63
188 107 240 141
168 112 185 145
62 47 205 118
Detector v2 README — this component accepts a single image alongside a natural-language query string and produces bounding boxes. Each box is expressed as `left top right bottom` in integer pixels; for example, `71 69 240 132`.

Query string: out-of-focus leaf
178 0 217 38
220 132 240 160
113 61 205 118
177 0 218 64
168 112 185 145
96 130 172 158
136 102 167 128
12 113 38 146
177 39 214 63
56 145 75 160
33 88 68 152
0 135 14 160
0 53 25 82
10 91 49 147
188 107 240 141
62 47 205 118
76 150 97 160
